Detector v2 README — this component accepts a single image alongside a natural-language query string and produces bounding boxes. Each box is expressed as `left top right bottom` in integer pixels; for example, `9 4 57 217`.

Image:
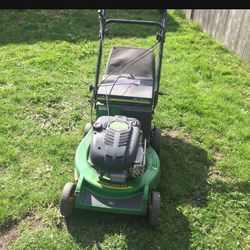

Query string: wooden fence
184 10 250 65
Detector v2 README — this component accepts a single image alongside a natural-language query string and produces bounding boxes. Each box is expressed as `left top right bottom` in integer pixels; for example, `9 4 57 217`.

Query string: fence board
184 9 250 65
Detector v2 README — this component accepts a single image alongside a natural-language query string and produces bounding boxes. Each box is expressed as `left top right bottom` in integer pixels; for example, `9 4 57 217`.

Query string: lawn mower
60 9 167 226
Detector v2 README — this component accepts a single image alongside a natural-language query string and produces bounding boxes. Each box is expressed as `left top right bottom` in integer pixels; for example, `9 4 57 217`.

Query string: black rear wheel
148 191 161 227
60 182 76 217
151 127 161 155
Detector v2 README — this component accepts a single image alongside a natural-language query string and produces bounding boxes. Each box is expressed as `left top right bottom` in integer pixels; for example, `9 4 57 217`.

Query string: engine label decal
97 180 132 189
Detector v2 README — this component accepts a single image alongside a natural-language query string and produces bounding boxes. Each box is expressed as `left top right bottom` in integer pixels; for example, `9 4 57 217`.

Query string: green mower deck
73 129 160 216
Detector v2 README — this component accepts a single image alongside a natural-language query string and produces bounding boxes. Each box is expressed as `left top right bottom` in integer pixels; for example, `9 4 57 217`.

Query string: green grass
0 9 249 249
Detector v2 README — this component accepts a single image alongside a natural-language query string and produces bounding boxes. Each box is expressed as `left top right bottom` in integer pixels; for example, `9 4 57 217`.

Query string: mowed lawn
0 9 249 249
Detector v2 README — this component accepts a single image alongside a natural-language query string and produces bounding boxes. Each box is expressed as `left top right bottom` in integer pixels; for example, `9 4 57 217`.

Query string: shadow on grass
0 10 179 46
210 180 250 195
65 135 212 249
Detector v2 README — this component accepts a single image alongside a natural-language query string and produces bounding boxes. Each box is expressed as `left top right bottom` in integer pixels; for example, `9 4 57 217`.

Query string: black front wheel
60 182 76 217
148 191 161 227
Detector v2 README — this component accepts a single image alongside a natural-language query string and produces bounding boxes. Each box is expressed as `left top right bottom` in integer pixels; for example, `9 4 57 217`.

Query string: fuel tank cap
93 122 102 131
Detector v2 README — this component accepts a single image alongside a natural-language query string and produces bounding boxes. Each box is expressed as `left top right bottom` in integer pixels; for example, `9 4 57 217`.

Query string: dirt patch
208 166 222 181
0 224 19 250
182 132 191 143
167 129 180 138
213 149 223 161
162 129 191 143
29 219 42 230
0 215 42 249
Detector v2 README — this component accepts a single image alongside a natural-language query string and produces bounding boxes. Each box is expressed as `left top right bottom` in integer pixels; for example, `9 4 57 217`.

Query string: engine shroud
89 115 145 181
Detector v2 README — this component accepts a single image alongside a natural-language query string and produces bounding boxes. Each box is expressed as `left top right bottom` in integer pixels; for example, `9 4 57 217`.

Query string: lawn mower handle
105 18 163 29
93 9 167 108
